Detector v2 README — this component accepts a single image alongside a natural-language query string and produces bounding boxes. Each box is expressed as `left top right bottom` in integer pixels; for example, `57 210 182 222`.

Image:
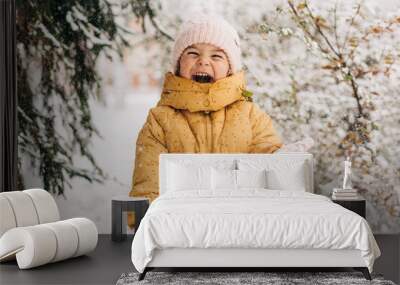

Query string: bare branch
303 1 341 58
342 1 362 51
333 1 341 54
287 1 330 55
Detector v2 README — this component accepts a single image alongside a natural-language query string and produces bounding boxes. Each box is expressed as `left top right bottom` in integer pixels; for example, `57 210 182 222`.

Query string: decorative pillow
237 169 267 189
276 137 314 153
211 168 237 190
266 162 306 191
167 162 212 191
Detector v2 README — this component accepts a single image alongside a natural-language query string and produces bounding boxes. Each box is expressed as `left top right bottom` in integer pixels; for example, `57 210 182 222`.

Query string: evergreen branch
144 1 173 40
16 0 142 195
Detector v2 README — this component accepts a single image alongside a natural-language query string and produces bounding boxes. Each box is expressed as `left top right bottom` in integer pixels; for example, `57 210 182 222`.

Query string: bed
130 153 380 281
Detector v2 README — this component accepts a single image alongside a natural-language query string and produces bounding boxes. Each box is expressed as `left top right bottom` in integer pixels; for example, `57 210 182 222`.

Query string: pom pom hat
171 14 242 75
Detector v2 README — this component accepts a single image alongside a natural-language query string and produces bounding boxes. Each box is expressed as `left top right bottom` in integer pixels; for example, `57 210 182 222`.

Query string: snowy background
21 0 400 234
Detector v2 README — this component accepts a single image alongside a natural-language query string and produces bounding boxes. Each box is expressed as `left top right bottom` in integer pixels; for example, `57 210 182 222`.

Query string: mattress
131 189 380 273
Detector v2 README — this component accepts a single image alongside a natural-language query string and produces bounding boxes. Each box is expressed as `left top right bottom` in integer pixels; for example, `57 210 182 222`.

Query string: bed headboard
159 153 314 195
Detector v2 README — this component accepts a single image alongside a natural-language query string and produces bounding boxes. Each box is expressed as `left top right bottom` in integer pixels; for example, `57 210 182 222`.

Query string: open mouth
191 72 214 83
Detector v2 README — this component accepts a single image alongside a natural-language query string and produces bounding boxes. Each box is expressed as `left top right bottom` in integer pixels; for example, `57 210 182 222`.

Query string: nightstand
332 198 366 218
111 196 149 242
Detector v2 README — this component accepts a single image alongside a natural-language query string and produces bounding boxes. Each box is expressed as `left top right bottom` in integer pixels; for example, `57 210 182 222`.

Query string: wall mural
17 0 400 233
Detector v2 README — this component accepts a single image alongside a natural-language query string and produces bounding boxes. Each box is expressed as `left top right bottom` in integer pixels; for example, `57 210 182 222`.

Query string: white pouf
0 189 98 269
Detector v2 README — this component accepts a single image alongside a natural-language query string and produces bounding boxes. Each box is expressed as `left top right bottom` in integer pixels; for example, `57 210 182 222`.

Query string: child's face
178 43 231 83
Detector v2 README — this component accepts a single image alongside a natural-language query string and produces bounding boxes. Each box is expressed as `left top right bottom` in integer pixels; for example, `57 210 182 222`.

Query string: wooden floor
0 234 398 285
0 235 134 285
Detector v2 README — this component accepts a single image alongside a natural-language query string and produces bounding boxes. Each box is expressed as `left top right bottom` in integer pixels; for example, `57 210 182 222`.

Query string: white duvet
131 190 380 273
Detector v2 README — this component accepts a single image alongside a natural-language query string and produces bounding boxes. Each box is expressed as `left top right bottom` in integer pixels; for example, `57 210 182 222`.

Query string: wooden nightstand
332 198 366 218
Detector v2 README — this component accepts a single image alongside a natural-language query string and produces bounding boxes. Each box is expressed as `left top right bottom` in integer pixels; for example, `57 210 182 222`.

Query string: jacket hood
157 71 247 112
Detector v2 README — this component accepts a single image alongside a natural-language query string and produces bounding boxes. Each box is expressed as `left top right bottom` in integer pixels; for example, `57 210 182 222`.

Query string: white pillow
237 169 267 188
238 158 308 191
167 162 212 191
211 168 268 190
211 168 237 190
266 162 306 191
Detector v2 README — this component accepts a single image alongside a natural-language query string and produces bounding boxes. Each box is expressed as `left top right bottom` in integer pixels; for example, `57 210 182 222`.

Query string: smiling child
129 14 283 208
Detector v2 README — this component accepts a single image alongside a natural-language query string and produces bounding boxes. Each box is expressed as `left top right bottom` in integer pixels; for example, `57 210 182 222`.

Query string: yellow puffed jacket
128 71 282 226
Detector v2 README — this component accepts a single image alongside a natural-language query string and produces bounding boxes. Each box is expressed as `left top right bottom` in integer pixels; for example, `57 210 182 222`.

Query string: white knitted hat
171 14 242 74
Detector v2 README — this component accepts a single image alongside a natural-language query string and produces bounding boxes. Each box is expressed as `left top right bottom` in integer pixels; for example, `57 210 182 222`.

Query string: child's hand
276 137 314 153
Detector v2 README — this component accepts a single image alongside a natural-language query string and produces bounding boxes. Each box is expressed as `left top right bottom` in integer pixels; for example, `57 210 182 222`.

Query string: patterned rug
116 271 396 285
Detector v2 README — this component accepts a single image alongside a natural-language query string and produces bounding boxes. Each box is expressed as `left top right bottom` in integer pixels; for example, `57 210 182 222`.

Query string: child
128 14 283 226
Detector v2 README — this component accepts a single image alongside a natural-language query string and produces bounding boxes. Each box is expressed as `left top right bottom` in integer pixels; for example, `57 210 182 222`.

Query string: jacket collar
157 71 246 112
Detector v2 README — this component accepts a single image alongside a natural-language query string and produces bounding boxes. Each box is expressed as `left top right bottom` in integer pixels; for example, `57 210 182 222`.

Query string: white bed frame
139 153 370 280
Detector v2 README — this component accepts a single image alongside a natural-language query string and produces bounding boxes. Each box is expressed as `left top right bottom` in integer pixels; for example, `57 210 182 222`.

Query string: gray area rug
116 271 396 285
